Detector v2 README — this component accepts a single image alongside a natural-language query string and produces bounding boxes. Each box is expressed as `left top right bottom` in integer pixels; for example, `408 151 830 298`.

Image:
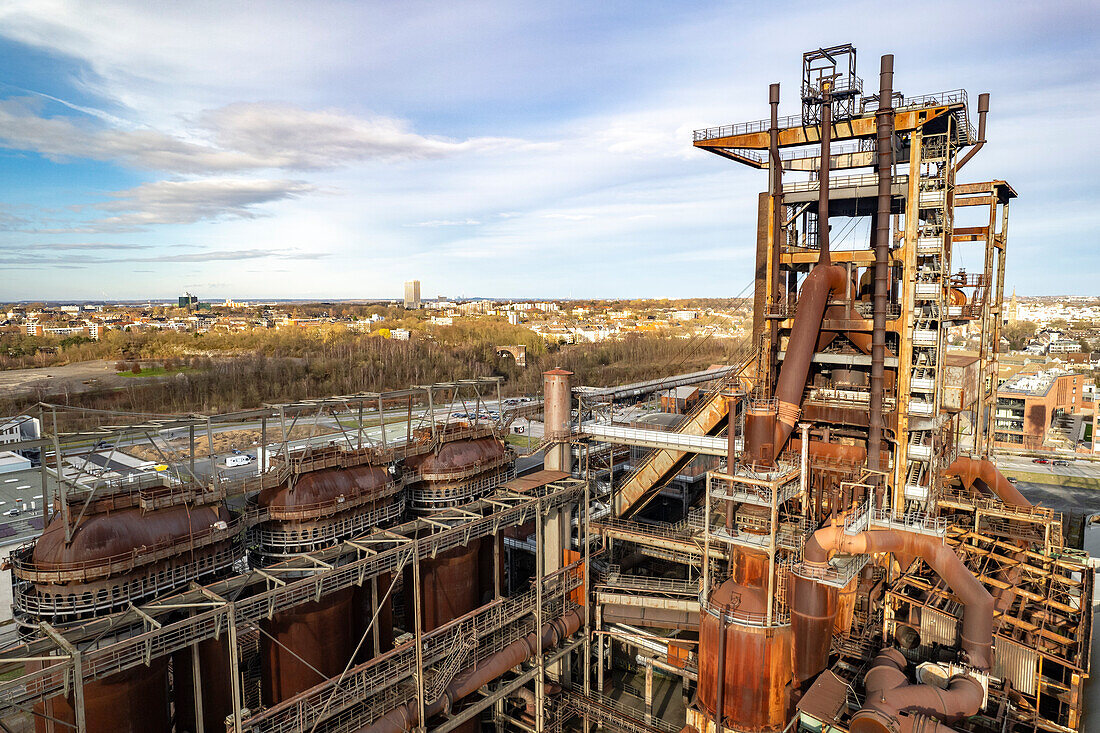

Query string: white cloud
93 178 315 229
0 97 523 174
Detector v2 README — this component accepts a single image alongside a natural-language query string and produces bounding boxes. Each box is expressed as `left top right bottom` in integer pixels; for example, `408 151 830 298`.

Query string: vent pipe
868 54 894 481
954 93 989 173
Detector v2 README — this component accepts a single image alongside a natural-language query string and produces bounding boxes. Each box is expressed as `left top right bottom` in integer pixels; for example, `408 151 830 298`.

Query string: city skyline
0 1 1095 300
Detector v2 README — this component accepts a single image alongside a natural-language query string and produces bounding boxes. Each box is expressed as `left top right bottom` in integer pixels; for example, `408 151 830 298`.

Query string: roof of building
999 368 1076 397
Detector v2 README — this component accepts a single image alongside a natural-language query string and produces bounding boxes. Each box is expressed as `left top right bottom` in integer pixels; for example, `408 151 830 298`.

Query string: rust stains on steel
698 549 793 731
355 609 583 733
868 53 894 479
942 455 1030 508
31 657 171 733
261 587 360 707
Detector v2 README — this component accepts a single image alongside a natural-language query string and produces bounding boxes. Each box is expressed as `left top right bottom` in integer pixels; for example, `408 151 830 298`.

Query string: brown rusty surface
499 470 570 494
405 437 506 475
33 656 169 733
790 572 839 695
261 587 357 706
420 540 481 632
31 504 231 569
743 409 777 468
174 636 232 733
353 572 395 663
259 464 390 509
698 577 792 731
542 369 573 441
833 575 858 636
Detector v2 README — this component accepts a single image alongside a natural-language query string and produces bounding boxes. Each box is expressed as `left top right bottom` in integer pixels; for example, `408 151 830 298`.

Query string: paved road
1012 480 1100 516
995 454 1100 480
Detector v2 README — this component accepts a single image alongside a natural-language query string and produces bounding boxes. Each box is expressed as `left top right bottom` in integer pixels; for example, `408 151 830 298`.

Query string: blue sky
0 0 1096 301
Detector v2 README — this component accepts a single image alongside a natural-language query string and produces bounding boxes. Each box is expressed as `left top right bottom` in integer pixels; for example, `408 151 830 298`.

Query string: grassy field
117 366 191 378
998 468 1100 491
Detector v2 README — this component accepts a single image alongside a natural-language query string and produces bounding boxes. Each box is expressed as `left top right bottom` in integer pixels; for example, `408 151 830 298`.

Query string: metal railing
264 479 403 521
0 483 586 714
408 466 516 512
595 566 700 597
562 684 681 733
10 513 247 584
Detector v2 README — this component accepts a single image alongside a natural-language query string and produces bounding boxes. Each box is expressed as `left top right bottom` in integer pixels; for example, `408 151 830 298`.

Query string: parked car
1032 458 1049 464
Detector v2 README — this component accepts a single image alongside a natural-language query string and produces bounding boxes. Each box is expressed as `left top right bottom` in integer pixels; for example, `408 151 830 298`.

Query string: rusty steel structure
577 44 1091 733
0 376 603 733
0 43 1092 733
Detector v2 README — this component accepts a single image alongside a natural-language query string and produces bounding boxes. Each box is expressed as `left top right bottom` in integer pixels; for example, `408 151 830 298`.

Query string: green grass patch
999 468 1100 491
0 665 25 682
117 366 191 378
505 432 537 450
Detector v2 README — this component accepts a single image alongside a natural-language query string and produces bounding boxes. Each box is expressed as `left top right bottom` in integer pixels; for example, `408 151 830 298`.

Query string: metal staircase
611 345 758 518
903 130 954 507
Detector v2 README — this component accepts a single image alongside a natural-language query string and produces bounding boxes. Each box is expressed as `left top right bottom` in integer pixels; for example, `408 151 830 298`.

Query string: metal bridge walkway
610 348 758 518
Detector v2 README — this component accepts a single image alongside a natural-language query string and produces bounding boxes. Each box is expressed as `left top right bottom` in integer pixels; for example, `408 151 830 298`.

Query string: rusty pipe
954 93 989 173
851 648 984 732
769 82 784 387
869 54 894 481
511 686 536 717
942 456 1030 508
802 527 993 671
767 263 847 461
818 88 832 263
356 609 583 733
713 605 727 729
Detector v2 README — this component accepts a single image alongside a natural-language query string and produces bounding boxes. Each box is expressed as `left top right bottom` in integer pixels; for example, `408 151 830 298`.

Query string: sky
0 0 1096 301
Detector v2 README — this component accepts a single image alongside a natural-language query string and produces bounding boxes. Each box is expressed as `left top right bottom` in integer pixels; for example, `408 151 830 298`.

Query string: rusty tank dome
405 437 506 475
31 504 231 569
259 463 391 509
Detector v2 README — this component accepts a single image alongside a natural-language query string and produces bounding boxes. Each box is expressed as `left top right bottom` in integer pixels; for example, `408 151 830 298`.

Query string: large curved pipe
851 648 984 732
792 524 993 694
358 609 583 733
943 456 1030 508
769 263 847 462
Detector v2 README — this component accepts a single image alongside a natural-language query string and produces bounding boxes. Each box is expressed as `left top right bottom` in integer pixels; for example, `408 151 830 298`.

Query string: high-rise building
403 280 421 309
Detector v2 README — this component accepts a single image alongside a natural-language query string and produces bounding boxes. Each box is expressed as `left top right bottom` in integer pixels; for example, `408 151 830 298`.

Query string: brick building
994 369 1085 450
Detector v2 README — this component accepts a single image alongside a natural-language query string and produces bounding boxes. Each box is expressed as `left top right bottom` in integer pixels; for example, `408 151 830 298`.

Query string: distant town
4 279 753 348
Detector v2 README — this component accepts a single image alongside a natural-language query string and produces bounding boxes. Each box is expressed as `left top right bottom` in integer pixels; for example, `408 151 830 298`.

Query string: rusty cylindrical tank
420 541 482 632
173 637 232 733
23 504 237 733
543 368 573 473
32 657 169 733
258 464 398 704
261 586 358 706
698 549 793 731
743 406 777 469
405 437 510 512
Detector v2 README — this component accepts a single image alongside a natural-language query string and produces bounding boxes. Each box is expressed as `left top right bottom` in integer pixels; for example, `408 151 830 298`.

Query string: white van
225 454 253 468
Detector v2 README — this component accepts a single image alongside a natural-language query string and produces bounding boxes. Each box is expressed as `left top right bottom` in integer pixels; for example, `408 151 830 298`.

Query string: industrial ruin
0 44 1092 733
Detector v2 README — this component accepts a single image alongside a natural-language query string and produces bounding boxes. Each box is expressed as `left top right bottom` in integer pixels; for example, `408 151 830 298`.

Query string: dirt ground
0 360 129 399
125 424 341 462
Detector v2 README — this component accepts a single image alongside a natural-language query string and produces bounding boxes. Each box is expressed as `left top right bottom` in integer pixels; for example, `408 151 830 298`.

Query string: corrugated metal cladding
920 607 958 647
993 638 1038 696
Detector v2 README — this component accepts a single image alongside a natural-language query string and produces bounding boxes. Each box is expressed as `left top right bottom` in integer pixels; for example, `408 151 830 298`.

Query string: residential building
994 369 1085 450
